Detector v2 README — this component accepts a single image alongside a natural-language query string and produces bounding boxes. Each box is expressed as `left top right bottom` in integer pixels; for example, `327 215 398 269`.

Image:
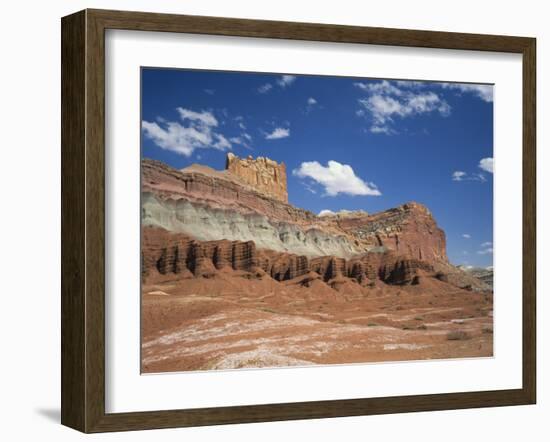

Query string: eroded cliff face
143 226 430 284
142 158 448 264
142 226 488 291
142 193 361 258
336 202 448 263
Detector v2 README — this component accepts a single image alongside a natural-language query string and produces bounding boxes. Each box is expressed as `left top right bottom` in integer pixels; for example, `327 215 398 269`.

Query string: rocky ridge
142 158 449 264
458 266 494 289
142 226 488 291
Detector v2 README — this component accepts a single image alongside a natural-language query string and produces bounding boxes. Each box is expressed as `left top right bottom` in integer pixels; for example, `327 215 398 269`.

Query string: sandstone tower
225 153 288 203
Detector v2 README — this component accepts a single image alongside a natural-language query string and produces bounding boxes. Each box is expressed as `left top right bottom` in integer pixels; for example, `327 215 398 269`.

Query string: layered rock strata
142 159 448 264
142 227 486 290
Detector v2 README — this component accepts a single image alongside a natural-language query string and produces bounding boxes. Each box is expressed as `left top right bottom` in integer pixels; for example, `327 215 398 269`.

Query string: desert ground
141 271 493 373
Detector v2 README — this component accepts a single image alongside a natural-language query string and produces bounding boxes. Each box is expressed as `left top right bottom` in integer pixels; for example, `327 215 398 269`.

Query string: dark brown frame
61 8 536 433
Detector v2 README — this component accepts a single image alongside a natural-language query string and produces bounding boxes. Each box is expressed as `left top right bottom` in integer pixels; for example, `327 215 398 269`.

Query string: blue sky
141 68 494 267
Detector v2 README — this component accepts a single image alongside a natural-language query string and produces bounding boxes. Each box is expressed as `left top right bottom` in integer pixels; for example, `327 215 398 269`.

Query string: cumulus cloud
477 247 494 255
452 170 486 182
142 108 233 157
370 125 395 135
176 108 218 126
354 80 402 95
277 75 296 88
355 80 450 134
479 157 494 173
307 97 317 105
293 160 381 197
265 127 290 140
258 75 297 94
453 156 493 183
441 82 493 102
258 83 273 94
481 241 493 247
318 209 336 217
386 80 493 102
452 171 467 181
462 234 471 239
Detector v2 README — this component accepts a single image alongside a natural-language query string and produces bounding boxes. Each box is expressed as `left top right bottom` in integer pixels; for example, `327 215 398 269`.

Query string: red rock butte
226 152 288 203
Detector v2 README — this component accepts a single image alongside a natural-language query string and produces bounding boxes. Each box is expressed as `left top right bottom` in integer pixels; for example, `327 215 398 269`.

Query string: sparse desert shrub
414 316 424 321
367 322 378 327
482 326 493 334
402 325 414 330
417 324 428 330
446 330 471 341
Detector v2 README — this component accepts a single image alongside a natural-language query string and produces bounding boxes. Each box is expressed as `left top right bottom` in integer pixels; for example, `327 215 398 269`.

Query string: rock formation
142 226 489 290
336 202 448 263
142 159 448 264
457 266 494 289
225 152 288 203
140 155 494 374
142 226 429 285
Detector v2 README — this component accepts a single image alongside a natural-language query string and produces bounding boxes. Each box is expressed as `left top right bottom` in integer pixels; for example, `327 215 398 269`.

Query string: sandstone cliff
142 158 449 265
143 226 433 285
226 152 288 203
142 226 488 291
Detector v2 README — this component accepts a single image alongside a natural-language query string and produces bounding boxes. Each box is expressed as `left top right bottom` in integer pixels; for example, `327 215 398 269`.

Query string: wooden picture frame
61 8 536 433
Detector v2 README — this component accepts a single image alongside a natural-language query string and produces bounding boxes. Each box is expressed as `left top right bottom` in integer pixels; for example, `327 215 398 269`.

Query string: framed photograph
61 9 536 433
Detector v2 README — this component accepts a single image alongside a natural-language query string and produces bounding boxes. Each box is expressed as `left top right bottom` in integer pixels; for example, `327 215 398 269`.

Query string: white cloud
453 157 493 183
293 160 381 197
462 234 471 239
213 134 231 150
258 83 273 94
258 75 296 94
305 97 319 114
234 116 247 130
395 80 426 89
318 209 336 217
277 75 296 88
356 80 450 134
481 241 493 247
370 126 395 135
479 157 494 173
204 89 215 95
354 80 402 95
176 108 218 126
265 127 290 140
452 171 467 181
142 108 232 157
452 170 487 183
441 82 493 102
477 247 494 255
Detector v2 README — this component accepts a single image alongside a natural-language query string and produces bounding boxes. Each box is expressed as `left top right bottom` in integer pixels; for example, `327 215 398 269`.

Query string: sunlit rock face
141 158 448 264
225 152 288 203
